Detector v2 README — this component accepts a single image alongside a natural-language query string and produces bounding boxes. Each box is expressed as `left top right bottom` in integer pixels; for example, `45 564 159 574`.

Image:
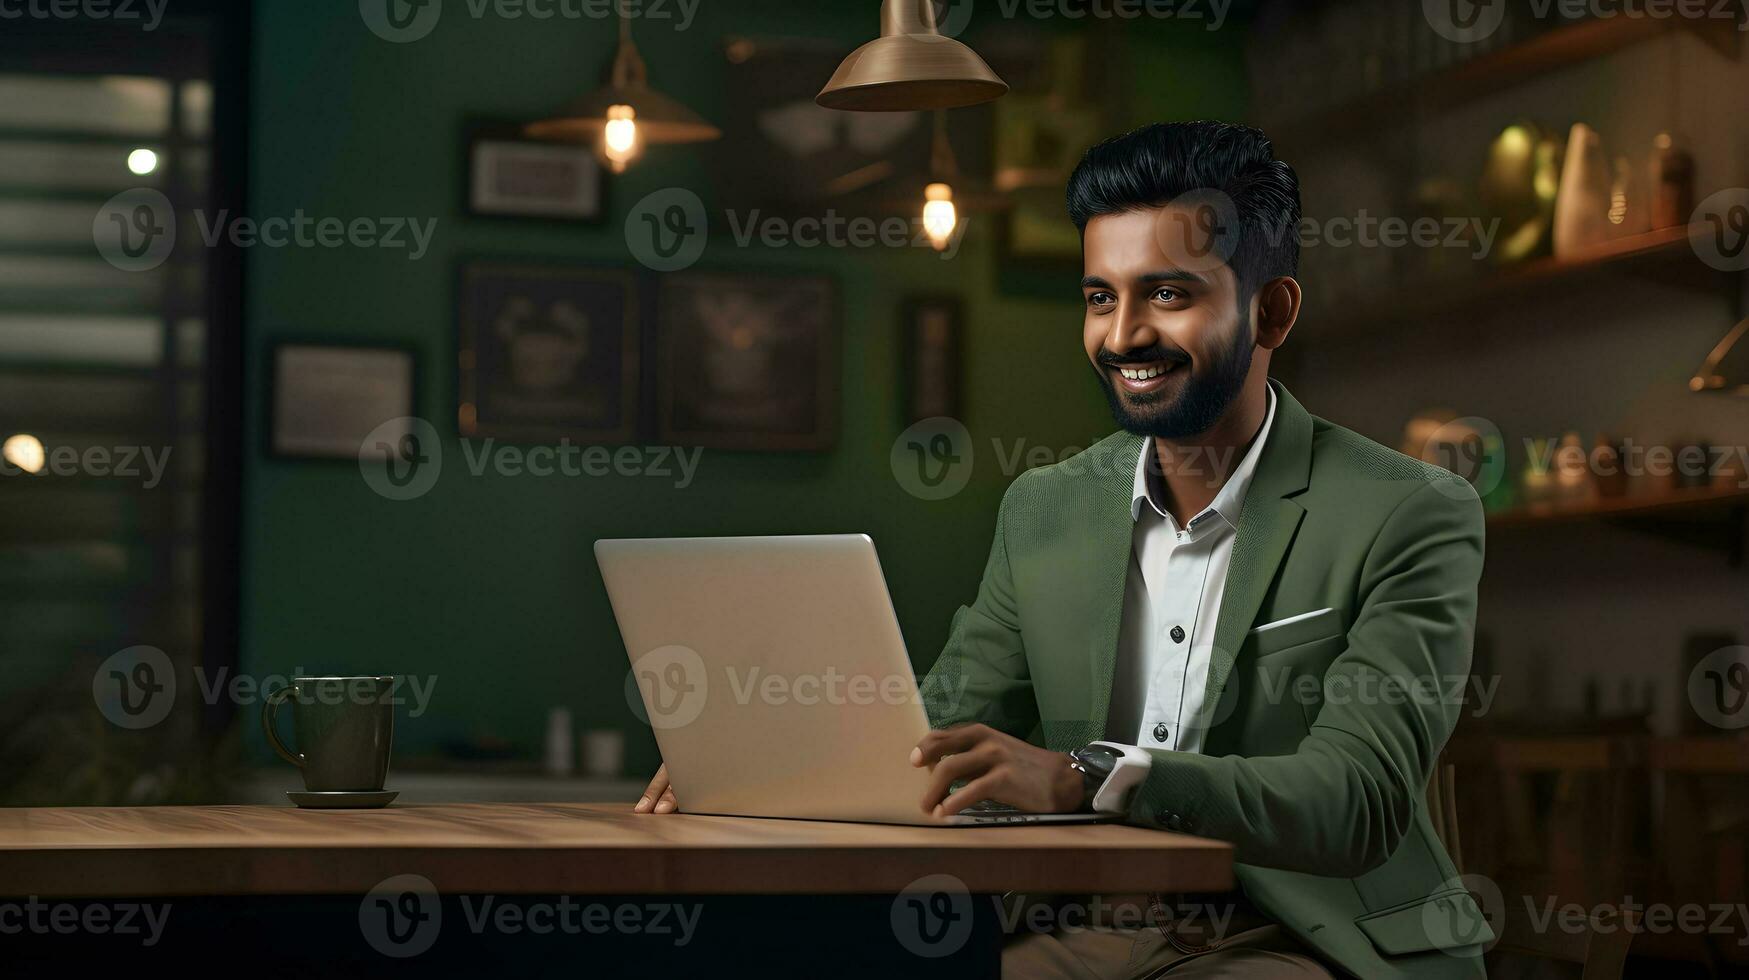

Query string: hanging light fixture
817 0 1007 112
1690 316 1749 395
921 111 959 251
526 7 720 173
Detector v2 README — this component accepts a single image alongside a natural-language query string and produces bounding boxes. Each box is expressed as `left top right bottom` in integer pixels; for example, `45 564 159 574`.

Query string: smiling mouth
1109 360 1182 394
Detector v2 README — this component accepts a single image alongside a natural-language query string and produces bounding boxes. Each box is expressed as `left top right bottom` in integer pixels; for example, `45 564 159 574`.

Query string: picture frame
269 342 416 460
901 296 962 425
656 270 838 451
465 121 604 222
457 262 639 444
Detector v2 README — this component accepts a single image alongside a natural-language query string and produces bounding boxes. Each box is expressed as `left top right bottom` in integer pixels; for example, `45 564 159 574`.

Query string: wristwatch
1068 741 1154 814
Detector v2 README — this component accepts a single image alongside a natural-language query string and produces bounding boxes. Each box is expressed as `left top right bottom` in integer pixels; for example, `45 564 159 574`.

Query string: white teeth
1120 364 1169 381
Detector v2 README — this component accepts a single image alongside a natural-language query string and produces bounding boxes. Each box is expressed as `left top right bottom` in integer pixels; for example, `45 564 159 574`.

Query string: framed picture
656 271 837 451
457 262 639 443
466 122 604 221
901 297 962 425
270 343 416 460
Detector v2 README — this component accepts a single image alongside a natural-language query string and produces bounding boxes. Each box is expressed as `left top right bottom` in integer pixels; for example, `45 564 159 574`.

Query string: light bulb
603 104 640 174
2 434 45 474
127 148 158 175
922 182 957 251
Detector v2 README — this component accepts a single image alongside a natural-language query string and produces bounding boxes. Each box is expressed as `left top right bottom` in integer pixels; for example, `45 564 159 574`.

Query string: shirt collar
1131 385 1278 529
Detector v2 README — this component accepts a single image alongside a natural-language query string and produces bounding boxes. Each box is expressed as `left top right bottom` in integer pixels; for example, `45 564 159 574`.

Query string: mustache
1095 346 1191 368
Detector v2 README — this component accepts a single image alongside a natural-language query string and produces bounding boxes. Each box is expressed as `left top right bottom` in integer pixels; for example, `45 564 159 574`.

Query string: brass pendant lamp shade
817 0 1008 112
526 15 720 145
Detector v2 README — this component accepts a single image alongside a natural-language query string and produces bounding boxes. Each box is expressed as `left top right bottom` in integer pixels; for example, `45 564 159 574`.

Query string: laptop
595 534 1106 826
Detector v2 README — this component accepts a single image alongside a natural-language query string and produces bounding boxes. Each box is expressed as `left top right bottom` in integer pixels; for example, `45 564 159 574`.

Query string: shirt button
1152 722 1170 743
1170 625 1186 643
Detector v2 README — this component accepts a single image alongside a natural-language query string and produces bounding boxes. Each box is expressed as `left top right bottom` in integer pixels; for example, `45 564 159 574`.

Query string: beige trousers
1003 919 1336 979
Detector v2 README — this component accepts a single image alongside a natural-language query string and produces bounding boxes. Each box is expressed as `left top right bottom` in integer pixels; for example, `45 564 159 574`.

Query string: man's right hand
634 764 677 814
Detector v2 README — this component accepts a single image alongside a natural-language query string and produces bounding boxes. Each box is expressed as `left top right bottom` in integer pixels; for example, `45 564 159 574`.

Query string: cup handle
262 685 305 768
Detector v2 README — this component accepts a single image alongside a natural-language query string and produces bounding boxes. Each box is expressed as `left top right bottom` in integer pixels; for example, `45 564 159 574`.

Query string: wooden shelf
1489 483 1749 527
1487 483 1749 562
1309 224 1728 343
1266 14 1741 149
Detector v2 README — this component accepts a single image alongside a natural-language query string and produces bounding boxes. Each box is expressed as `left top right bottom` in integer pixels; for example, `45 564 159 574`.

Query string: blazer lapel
1204 381 1314 712
1079 430 1144 744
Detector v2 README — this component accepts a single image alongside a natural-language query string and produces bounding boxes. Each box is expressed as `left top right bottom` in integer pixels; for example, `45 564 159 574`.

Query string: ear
1254 277 1301 351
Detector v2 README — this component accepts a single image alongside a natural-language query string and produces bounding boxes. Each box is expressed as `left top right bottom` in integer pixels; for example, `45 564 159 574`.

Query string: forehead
1081 205 1238 293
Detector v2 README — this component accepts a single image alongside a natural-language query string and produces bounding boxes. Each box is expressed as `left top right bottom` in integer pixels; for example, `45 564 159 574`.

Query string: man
640 121 1490 978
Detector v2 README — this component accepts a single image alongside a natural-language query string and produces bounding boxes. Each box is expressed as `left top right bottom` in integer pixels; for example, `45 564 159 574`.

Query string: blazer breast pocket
1247 607 1344 658
1230 608 1348 743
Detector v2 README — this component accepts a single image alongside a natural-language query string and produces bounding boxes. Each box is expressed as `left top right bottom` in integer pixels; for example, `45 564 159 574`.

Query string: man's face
1080 206 1254 440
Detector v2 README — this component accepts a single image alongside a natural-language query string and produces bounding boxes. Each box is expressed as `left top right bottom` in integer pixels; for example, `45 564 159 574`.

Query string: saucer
287 790 398 809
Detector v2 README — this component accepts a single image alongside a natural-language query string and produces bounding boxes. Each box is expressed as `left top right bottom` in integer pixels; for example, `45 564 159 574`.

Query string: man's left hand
911 724 1083 818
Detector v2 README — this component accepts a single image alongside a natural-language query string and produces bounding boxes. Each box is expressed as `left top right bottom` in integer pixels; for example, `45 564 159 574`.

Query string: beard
1093 320 1254 440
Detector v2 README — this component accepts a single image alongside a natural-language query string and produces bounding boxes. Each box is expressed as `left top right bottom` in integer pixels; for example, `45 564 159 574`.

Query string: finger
635 765 669 813
920 745 998 814
914 724 991 767
654 785 678 814
937 773 1006 819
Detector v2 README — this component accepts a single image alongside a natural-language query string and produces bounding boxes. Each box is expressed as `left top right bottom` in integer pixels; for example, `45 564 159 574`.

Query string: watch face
1077 746 1120 779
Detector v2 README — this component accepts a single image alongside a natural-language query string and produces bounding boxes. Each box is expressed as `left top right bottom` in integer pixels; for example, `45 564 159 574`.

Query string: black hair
1066 121 1301 298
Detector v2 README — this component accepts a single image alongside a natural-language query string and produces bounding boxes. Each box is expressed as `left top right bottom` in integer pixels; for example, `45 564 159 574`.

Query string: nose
1105 297 1159 356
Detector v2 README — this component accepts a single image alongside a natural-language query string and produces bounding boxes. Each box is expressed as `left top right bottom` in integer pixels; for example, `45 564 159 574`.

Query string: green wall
242 1 1247 772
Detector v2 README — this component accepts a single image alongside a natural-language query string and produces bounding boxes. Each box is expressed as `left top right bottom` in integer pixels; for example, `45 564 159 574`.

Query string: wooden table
0 803 1233 976
0 802 1232 897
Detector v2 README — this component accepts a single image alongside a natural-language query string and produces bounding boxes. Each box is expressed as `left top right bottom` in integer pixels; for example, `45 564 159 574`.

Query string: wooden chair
1428 755 1637 980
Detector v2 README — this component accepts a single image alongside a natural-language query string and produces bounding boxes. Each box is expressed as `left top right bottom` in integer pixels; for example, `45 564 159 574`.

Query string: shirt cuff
1087 741 1153 814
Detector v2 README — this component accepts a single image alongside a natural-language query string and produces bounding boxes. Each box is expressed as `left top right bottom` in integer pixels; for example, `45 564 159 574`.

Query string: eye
1152 286 1184 303
1086 291 1115 308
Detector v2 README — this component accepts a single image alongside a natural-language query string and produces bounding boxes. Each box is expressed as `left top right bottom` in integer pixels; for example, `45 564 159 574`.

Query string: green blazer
921 381 1492 979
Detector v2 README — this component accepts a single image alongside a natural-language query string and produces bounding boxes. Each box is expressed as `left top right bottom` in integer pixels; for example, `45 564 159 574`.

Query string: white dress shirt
1106 387 1277 755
